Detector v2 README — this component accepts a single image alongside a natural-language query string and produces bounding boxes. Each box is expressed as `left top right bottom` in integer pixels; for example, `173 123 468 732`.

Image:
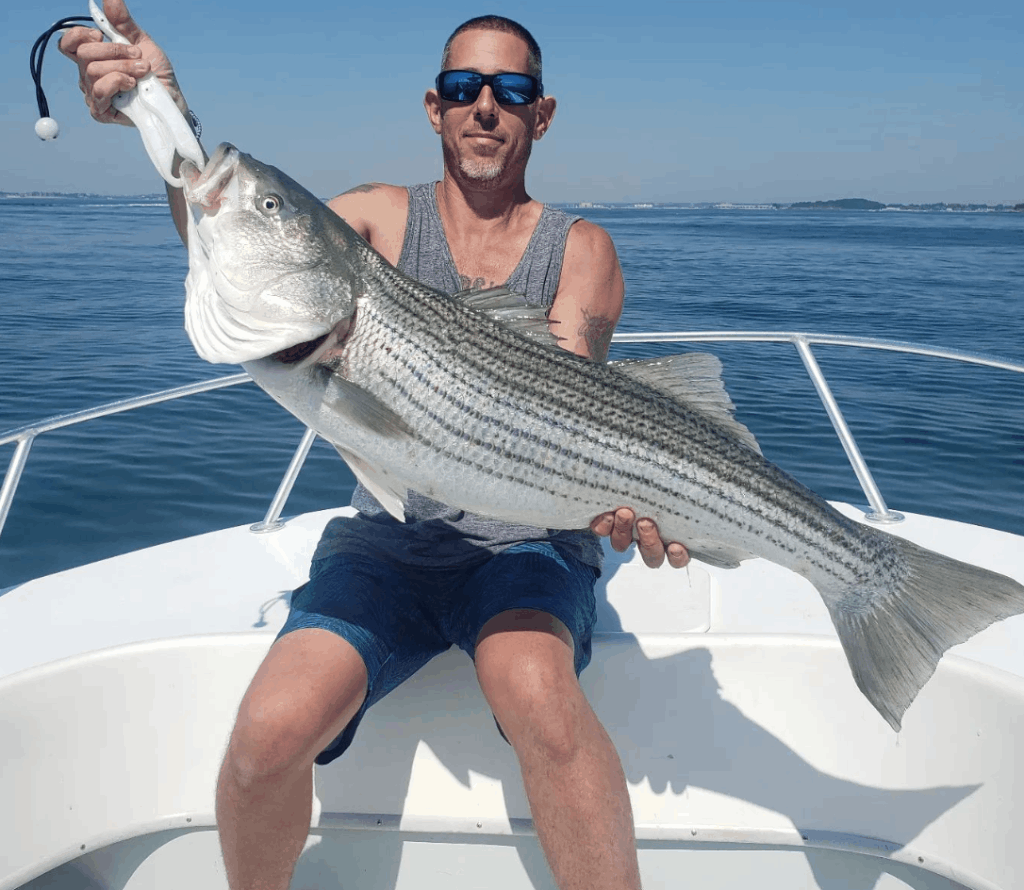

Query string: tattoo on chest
578 308 615 361
342 183 378 195
459 274 502 292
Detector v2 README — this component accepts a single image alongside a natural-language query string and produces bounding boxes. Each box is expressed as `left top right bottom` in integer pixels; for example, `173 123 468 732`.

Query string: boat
2 331 1022 890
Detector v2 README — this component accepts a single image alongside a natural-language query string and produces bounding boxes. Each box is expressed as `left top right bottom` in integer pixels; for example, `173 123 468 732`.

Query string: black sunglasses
435 70 543 106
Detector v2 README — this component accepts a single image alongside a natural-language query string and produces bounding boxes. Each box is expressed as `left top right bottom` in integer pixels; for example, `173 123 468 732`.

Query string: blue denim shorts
277 541 599 765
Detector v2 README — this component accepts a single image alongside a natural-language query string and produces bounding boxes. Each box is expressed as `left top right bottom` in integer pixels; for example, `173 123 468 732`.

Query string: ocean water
1 197 1022 589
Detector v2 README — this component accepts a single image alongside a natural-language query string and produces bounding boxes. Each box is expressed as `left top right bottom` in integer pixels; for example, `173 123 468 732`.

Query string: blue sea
1 197 1022 589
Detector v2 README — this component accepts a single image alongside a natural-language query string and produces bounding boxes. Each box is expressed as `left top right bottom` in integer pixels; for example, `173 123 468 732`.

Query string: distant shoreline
2 191 1022 212
563 198 1024 212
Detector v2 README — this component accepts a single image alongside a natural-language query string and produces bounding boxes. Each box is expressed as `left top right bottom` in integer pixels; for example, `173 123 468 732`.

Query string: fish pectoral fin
334 446 408 523
611 352 763 455
325 376 415 440
451 286 563 350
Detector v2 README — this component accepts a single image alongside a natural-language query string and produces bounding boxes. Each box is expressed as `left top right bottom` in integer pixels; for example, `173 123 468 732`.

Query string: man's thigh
277 551 453 764
455 541 599 676
230 628 370 771
456 542 600 744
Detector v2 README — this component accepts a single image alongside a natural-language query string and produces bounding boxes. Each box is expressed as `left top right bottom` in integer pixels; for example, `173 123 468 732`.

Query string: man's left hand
590 507 690 569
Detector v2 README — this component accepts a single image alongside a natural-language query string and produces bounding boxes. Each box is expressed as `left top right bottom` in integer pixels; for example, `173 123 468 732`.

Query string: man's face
426 28 554 188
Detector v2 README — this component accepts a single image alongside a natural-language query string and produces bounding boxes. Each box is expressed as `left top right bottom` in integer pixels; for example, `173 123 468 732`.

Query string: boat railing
2 332 1022 547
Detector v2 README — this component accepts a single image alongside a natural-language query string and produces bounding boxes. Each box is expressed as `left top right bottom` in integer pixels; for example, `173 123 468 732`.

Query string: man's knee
223 693 316 791
476 614 586 764
223 629 368 790
491 667 589 764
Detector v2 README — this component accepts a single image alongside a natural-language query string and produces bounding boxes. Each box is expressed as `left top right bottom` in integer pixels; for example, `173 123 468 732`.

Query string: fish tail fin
826 536 1024 732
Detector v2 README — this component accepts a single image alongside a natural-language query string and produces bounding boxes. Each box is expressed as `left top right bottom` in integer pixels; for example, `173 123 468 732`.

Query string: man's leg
216 628 368 890
475 609 642 890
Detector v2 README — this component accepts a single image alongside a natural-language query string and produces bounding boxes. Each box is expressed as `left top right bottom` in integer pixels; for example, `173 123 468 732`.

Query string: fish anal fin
686 544 751 569
612 352 762 455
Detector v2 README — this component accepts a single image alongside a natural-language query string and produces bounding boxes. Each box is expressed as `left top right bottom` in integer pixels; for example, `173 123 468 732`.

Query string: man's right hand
59 0 187 126
591 508 690 569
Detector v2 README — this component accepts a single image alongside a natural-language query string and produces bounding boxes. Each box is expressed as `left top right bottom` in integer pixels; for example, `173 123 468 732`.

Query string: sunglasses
435 70 543 106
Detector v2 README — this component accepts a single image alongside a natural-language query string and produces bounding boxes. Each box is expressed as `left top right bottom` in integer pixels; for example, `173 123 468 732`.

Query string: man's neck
434 170 544 289
435 171 534 231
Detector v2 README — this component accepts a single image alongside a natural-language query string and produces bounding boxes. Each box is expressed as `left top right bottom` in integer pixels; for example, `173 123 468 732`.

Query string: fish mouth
181 143 240 212
269 316 353 367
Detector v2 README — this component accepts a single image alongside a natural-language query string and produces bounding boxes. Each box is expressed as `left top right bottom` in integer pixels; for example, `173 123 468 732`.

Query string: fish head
180 143 357 365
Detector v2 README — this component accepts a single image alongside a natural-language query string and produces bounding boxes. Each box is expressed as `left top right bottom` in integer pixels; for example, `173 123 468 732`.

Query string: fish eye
257 194 282 215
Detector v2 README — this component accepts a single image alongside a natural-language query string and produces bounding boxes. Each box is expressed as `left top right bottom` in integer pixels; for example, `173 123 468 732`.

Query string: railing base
249 520 287 534
863 509 905 524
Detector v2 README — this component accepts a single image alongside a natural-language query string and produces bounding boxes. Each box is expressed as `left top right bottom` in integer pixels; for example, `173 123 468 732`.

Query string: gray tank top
314 183 603 569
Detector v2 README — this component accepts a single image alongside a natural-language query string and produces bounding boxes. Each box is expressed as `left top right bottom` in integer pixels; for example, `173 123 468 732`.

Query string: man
62 6 689 889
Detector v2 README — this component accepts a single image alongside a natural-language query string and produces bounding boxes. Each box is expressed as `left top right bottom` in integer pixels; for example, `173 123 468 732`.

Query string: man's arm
550 220 690 570
547 220 622 361
327 184 409 265
59 0 194 245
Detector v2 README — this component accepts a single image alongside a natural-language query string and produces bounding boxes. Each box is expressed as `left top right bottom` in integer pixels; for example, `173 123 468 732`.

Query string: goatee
459 158 504 182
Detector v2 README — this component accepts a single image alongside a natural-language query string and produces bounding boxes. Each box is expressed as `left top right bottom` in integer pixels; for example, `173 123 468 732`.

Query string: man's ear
424 89 443 134
533 95 557 140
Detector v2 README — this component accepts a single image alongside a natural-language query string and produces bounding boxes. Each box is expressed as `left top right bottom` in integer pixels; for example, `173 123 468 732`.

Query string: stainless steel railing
0 373 249 541
612 332 1024 523
2 332 1022 546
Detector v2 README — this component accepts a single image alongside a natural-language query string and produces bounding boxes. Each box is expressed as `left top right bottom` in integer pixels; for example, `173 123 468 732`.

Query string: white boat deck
3 504 1023 890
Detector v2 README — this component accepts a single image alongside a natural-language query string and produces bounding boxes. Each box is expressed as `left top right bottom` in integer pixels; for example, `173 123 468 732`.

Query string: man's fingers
103 0 146 45
589 512 614 536
666 542 690 569
591 508 690 569
610 507 636 553
86 57 150 85
90 71 138 106
59 27 103 59
83 73 138 125
75 41 143 64
635 518 666 568
589 508 636 553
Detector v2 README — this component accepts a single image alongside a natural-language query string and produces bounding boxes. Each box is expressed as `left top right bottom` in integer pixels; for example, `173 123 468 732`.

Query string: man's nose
474 84 498 117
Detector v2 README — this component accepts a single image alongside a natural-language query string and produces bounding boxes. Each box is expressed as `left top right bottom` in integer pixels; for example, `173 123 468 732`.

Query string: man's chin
459 160 504 182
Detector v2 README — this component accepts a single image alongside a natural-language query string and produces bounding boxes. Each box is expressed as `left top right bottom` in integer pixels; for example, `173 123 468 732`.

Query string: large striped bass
181 143 1024 731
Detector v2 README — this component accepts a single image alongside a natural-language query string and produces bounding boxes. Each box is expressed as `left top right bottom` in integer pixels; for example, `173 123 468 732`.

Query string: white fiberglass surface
20 829 971 890
2 633 1021 890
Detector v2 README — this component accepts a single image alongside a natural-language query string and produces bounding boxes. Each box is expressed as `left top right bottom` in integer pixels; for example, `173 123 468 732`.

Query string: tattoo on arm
577 308 616 361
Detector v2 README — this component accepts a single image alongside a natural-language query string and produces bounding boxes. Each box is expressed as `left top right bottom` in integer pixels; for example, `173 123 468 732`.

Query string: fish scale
182 142 1024 732
346 268 906 595
332 260 891 581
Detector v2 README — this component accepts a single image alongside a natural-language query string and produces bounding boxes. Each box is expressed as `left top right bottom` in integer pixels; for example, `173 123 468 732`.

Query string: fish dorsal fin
333 445 408 523
611 352 763 455
452 286 563 349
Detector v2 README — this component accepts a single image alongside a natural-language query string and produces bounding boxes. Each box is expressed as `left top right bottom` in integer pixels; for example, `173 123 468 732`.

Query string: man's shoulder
327 183 410 263
563 217 618 262
327 182 409 220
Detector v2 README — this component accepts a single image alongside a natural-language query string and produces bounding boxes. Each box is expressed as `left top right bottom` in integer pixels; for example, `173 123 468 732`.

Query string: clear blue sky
4 0 1022 202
